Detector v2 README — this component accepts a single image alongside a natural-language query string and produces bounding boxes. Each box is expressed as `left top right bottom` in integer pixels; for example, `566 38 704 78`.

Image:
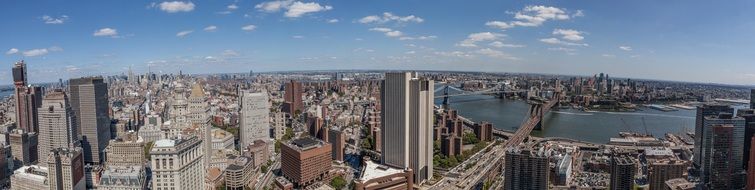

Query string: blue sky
2 0 755 85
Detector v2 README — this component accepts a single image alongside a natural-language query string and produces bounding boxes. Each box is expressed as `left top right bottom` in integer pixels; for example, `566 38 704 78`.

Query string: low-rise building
10 165 49 190
280 137 332 187
105 131 145 167
353 158 413 190
98 165 146 190
225 156 254 190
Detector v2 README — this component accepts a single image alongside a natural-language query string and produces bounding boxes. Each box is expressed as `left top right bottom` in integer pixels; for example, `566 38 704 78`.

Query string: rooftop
359 159 405 182
291 137 323 150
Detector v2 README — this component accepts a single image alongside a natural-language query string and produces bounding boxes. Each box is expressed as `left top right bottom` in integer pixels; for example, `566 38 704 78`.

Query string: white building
380 72 434 184
239 90 270 147
10 165 50 190
37 90 79 160
98 165 146 190
150 136 205 190
211 128 235 150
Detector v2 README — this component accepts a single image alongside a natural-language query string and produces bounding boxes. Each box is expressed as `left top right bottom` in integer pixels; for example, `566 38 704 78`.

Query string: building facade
105 132 145 167
97 165 146 190
225 156 254 190
239 90 270 147
9 129 38 168
610 153 636 190
10 165 50 190
46 147 86 190
503 147 549 190
380 72 434 185
69 77 111 164
283 80 303 116
37 90 79 161
280 137 332 187
150 136 205 190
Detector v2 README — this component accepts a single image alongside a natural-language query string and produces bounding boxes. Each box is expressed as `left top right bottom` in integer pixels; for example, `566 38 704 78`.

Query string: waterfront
435 86 699 143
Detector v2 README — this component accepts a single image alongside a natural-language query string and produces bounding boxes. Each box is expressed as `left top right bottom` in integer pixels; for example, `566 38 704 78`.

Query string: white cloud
539 38 588 46
227 4 238 10
619 46 632 51
602 54 615 57
359 12 424 24
285 2 332 18
255 0 294 12
552 29 584 41
41 15 69 24
255 0 332 18
405 51 416 54
204 25 218 32
548 47 576 52
475 48 517 59
385 30 403 37
176 30 193 37
292 35 304 39
93 28 118 37
157 1 195 13
369 27 404 38
434 51 473 58
222 50 240 57
457 32 503 47
399 35 437 41
241 25 257 31
327 19 339 23
489 41 523 48
22 48 53 57
485 5 577 30
5 48 19 55
485 21 513 30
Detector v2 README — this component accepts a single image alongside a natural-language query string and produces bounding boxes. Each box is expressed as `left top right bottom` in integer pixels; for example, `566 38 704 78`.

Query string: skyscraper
694 104 734 169
503 146 549 190
37 90 79 161
13 61 43 133
46 147 85 190
239 90 270 147
380 72 434 184
697 112 746 189
280 137 332 187
188 83 208 125
327 127 345 162
9 129 38 168
283 80 303 116
708 124 738 189
751 89 754 109
610 153 636 190
69 77 111 164
747 136 755 190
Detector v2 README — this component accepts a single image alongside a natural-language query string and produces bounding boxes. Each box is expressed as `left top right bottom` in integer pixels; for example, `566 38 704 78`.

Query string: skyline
2 0 755 85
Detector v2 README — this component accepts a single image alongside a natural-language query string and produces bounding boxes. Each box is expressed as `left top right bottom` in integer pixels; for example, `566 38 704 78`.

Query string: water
435 86 698 143
0 90 11 99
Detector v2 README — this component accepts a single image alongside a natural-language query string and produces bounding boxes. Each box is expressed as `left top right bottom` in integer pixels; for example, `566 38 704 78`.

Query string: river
434 86 706 143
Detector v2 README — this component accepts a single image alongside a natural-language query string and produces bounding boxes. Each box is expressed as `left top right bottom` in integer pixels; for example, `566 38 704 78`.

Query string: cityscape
1 1 755 190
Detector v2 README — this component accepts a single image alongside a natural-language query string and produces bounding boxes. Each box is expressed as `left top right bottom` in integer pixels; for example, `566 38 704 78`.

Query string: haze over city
2 0 755 85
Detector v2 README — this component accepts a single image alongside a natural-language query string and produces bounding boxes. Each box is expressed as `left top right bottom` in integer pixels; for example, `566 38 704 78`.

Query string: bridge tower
442 86 450 110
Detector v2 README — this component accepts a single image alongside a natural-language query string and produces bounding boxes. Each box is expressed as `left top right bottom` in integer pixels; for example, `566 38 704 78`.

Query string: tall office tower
307 116 325 140
188 83 208 125
327 127 345 162
503 146 549 190
708 124 738 189
380 72 434 184
69 77 111 164
10 165 50 190
283 80 303 116
738 109 755 169
751 89 755 109
13 61 43 133
0 144 9 181
104 131 144 167
610 153 636 190
46 147 85 190
694 104 734 168
9 129 38 168
748 136 755 190
698 112 746 188
37 90 79 161
239 90 270 147
280 137 332 187
150 136 204 190
648 160 688 190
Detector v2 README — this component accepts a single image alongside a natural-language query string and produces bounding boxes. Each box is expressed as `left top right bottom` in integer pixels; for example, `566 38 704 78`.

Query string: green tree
330 176 347 189
463 132 479 145
275 140 282 153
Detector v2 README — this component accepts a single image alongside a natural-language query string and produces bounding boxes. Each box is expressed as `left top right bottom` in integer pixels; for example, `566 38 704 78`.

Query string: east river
435 86 706 143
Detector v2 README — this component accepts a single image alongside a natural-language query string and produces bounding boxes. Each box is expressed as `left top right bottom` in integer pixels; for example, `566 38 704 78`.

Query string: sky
2 0 755 85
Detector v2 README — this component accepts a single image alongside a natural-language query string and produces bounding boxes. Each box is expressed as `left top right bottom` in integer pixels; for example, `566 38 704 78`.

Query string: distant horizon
2 69 754 89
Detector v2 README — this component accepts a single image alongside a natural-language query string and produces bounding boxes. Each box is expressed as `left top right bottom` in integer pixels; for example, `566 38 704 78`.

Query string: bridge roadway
434 84 527 98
